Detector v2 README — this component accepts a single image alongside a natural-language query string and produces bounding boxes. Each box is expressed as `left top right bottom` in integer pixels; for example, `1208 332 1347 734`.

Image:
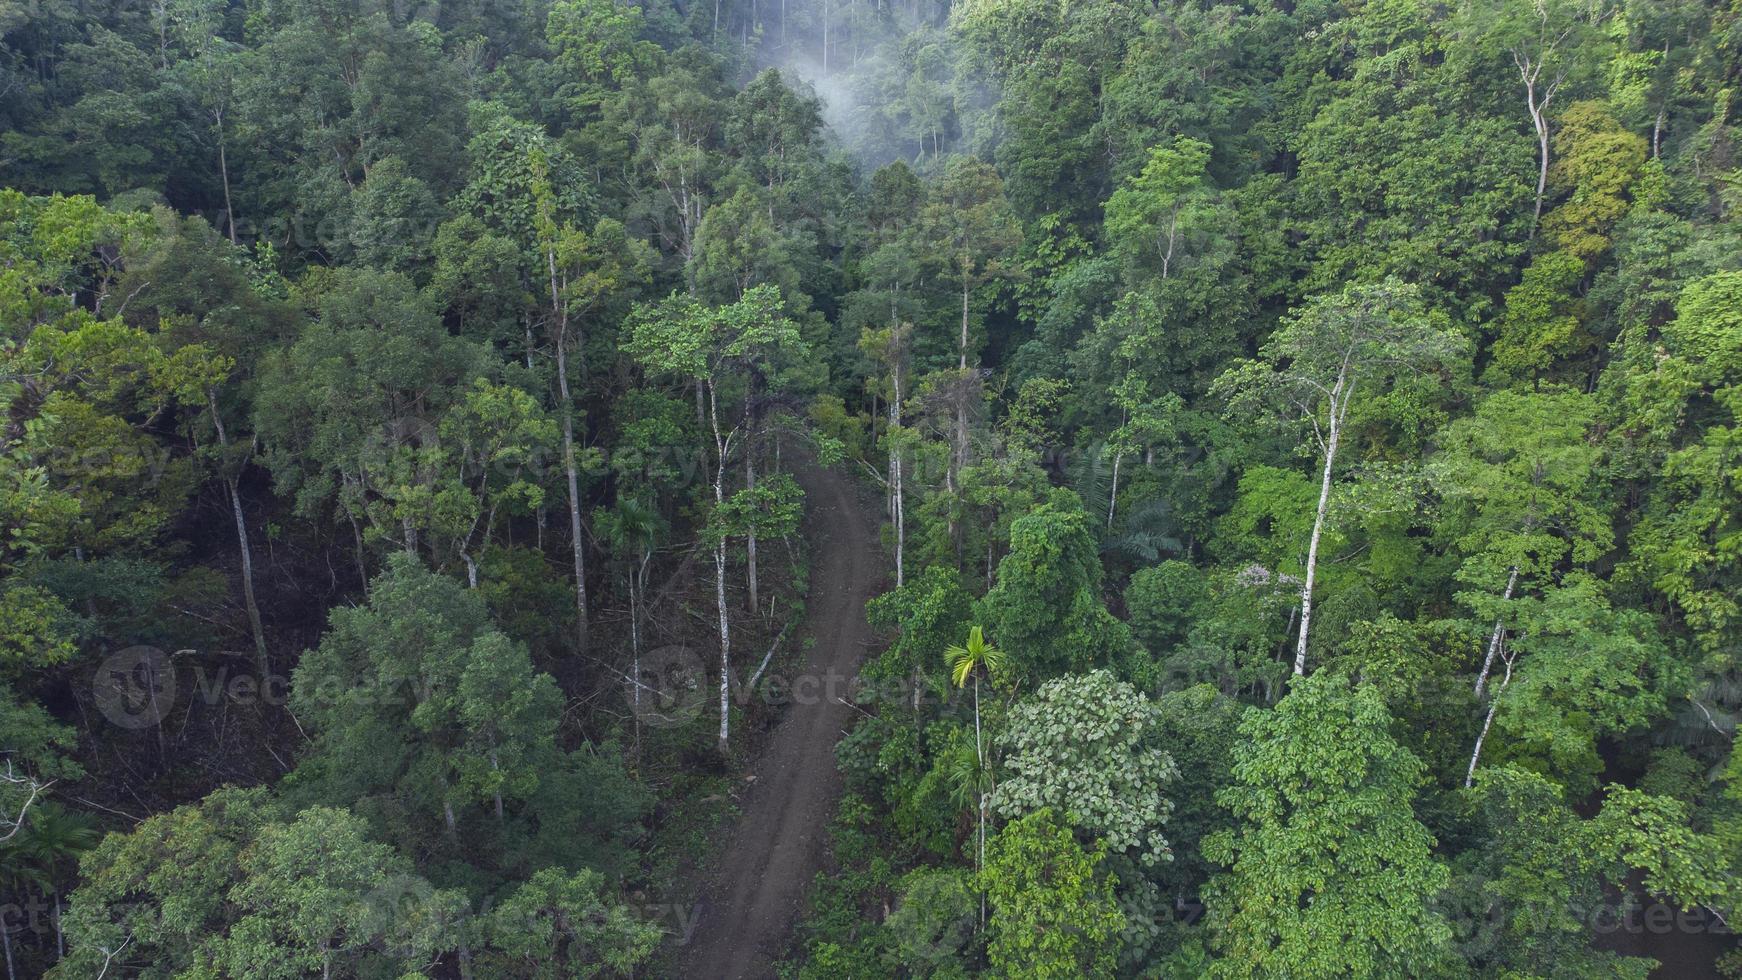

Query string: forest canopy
2 0 1742 976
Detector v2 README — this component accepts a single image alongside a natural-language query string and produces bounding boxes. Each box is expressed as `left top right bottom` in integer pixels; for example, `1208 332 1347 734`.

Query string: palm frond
944 625 1004 688
945 643 972 688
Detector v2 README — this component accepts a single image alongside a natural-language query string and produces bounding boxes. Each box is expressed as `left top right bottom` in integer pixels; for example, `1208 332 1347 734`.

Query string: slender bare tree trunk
1473 566 1520 698
973 673 985 930
558 363 588 654
1160 206 1178 281
948 284 971 551
207 391 267 674
745 398 758 614
348 510 367 584
1295 371 1349 675
549 255 589 656
216 110 238 245
894 458 905 587
709 384 733 753
631 548 648 755
890 358 905 588
1515 51 1561 240
1466 647 1516 788
1530 97 1550 238
883 393 895 516
1107 450 1122 530
1107 403 1127 531
959 283 970 372
229 476 268 671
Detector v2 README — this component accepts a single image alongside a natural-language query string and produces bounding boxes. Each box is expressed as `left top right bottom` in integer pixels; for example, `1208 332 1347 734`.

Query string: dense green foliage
2 0 1741 975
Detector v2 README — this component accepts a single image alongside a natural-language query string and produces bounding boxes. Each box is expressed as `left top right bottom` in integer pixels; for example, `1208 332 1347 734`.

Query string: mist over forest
2 0 1742 977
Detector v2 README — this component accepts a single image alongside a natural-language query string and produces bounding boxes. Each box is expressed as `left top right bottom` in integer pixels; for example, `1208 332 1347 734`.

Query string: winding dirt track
674 459 879 979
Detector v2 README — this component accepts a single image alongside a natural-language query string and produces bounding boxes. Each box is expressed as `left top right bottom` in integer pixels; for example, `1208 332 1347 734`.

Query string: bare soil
673 458 881 979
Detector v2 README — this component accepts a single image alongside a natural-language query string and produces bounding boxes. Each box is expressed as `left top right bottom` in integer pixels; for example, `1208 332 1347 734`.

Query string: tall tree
625 284 804 751
1431 387 1610 704
254 269 489 579
54 789 469 978
991 668 1177 867
982 809 1125 979
978 489 1133 679
435 380 557 588
1103 137 1220 284
117 208 295 671
1203 673 1453 979
944 623 1006 926
1464 574 1668 794
531 157 652 656
917 157 1020 501
1212 279 1466 674
859 321 915 586
597 496 663 752
1461 0 1606 237
288 554 643 867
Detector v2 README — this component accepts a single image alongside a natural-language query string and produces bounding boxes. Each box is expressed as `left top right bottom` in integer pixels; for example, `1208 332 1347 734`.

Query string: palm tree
944 625 1005 928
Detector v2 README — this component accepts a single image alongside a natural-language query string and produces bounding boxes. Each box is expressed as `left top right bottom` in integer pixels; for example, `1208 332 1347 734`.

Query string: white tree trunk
1473 566 1520 698
1295 373 1347 675
891 357 905 587
959 283 970 372
548 239 589 656
1160 205 1179 281
631 551 647 752
1466 649 1516 788
892 434 905 589
217 116 238 245
227 478 267 671
950 284 971 549
973 674 985 930
746 427 759 613
1530 99 1550 237
709 384 733 752
1107 449 1122 531
557 339 589 656
1516 52 1559 240
208 391 268 674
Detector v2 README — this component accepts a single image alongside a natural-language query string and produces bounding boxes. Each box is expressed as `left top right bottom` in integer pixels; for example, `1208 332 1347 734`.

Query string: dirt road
674 458 880 979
